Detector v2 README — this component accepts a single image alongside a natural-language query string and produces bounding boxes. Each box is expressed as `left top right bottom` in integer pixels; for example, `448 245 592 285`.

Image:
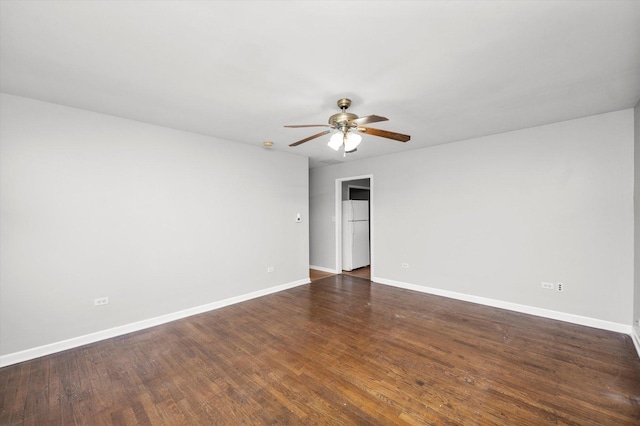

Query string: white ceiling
1 1 639 168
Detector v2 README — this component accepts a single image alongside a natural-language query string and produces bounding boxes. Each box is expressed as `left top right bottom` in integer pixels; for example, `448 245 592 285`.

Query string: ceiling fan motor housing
329 98 358 129
329 112 358 127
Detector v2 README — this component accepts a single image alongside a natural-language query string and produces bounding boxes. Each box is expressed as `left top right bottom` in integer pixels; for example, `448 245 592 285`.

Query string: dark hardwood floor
342 266 371 280
309 268 335 282
2 274 640 425
310 266 370 282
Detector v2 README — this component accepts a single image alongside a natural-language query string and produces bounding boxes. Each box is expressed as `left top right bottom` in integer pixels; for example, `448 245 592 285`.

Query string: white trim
335 179 343 272
0 278 310 368
310 265 339 274
369 178 375 279
335 175 374 277
632 327 640 359
373 276 632 335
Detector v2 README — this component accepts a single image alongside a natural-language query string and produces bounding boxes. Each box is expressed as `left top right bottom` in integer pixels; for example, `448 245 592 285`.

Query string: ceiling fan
285 98 410 154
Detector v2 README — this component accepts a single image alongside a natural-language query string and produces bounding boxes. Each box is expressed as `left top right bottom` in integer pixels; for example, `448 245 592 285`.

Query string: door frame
335 174 374 276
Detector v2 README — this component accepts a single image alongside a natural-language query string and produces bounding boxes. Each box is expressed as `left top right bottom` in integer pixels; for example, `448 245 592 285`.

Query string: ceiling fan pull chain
343 132 347 156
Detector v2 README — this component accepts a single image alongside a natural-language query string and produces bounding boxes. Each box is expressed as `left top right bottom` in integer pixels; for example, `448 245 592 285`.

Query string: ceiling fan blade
351 115 388 125
357 126 411 142
284 124 331 128
289 130 331 147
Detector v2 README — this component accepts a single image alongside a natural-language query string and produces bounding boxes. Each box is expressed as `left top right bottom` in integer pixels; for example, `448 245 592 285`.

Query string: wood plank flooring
2 274 640 425
309 268 336 282
342 266 371 280
310 266 370 282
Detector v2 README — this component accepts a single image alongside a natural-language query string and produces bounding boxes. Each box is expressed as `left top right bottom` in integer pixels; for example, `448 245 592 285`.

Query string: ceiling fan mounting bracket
336 98 351 110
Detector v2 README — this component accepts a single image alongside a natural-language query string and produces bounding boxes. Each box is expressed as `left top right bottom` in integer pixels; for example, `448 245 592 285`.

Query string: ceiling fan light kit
284 98 410 154
328 131 362 152
343 133 362 152
328 132 343 151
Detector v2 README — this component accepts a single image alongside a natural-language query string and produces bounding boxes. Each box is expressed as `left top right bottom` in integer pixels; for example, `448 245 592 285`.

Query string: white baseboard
4 276 635 367
310 265 339 274
372 276 632 335
0 278 310 368
632 327 640 359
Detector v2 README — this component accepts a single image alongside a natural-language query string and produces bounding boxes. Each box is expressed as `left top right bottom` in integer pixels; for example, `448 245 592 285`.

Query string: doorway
336 175 373 280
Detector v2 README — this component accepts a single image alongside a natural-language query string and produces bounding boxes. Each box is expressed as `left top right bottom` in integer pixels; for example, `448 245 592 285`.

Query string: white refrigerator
342 200 370 271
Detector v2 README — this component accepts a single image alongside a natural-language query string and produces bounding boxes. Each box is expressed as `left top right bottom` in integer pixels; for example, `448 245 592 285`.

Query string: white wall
634 100 640 341
310 110 634 327
0 94 309 360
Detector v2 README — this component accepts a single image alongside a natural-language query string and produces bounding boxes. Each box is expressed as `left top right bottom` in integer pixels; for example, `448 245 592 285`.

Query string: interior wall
0 93 310 357
310 109 634 326
634 100 640 338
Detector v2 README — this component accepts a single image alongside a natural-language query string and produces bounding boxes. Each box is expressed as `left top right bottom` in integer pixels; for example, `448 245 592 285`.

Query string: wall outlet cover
94 297 109 306
541 282 554 290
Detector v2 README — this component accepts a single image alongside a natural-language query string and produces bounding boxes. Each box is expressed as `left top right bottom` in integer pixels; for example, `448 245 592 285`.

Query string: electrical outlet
556 282 564 292
267 267 275 273
401 263 409 269
94 297 109 306
541 282 554 290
